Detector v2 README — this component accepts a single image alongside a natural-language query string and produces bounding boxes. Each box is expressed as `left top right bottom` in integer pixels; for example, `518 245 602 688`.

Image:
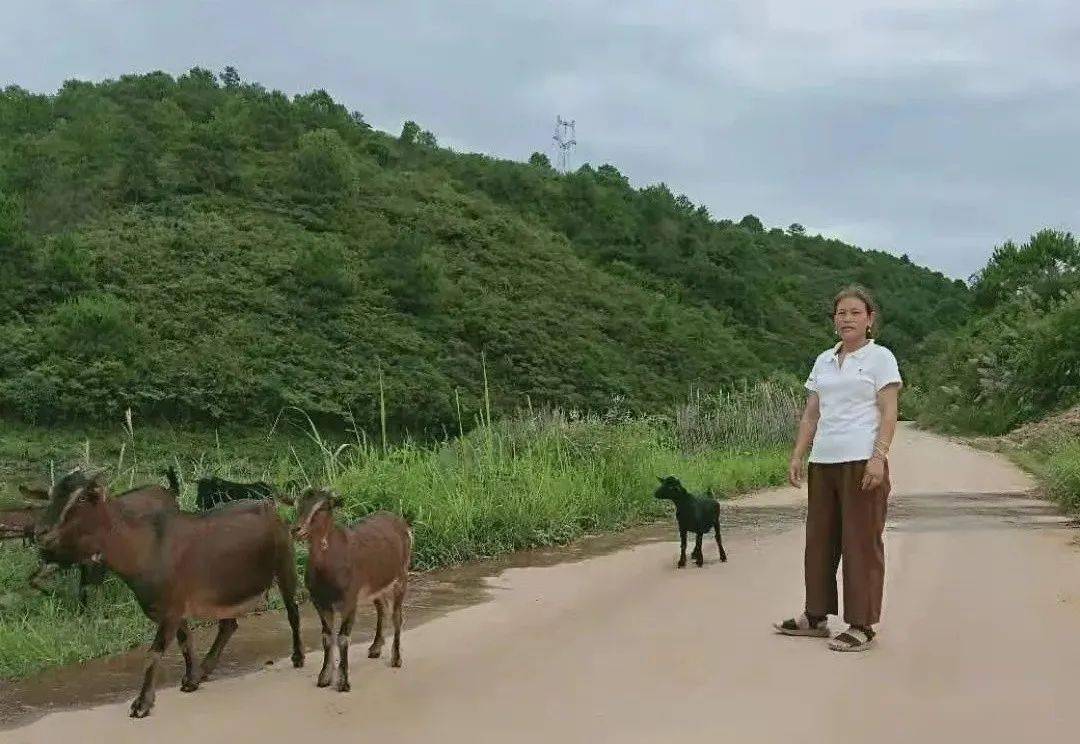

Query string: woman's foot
828 625 876 652
773 612 830 637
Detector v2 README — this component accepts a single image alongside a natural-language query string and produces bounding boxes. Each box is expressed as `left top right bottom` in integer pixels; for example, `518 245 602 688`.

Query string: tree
181 116 244 193
293 90 350 129
417 129 437 148
739 214 764 233
220 66 241 88
292 128 356 202
788 223 805 236
971 230 1080 309
116 126 161 202
0 191 26 251
367 141 392 167
372 231 444 315
596 163 628 187
528 152 552 169
399 120 420 145
175 66 221 123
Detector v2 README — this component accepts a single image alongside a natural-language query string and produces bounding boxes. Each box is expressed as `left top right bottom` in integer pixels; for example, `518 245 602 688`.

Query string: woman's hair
832 284 878 338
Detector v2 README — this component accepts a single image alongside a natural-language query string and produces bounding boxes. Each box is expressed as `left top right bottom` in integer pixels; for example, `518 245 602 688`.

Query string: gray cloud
3 0 1078 278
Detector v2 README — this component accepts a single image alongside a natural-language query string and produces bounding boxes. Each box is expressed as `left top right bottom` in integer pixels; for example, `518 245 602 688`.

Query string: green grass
0 383 796 680
1012 438 1080 511
0 548 150 677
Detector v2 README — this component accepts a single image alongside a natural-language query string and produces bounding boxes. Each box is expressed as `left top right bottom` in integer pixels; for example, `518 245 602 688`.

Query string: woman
773 286 902 652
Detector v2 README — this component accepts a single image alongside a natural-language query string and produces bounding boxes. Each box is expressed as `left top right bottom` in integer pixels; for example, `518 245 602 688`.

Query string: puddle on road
0 489 1070 729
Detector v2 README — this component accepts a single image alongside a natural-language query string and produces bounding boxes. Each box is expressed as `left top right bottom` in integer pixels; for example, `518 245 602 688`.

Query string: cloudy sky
4 1 1078 278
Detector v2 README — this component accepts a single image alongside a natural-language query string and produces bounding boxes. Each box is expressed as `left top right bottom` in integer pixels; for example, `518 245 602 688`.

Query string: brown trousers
804 460 890 627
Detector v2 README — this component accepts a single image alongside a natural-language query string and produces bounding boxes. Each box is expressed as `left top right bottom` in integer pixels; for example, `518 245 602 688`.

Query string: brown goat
287 488 411 692
20 480 181 606
38 468 304 718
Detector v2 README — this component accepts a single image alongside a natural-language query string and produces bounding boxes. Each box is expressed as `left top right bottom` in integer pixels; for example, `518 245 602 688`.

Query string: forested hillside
0 67 969 437
908 229 1080 435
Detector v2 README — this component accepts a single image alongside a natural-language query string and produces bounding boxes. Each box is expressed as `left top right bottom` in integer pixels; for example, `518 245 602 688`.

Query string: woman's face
833 296 873 344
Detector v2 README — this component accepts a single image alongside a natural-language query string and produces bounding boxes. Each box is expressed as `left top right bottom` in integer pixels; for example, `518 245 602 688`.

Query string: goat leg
316 607 337 687
77 564 90 608
197 619 238 683
391 579 406 668
677 528 688 568
177 621 201 692
275 538 305 668
130 619 178 718
693 532 704 567
337 609 355 692
368 598 386 658
714 514 727 562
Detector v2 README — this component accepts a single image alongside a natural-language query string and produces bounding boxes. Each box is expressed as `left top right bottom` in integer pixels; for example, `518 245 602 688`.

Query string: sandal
773 612 830 637
828 626 875 652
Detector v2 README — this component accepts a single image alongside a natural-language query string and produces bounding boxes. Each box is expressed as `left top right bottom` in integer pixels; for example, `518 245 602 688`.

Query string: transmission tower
552 116 577 172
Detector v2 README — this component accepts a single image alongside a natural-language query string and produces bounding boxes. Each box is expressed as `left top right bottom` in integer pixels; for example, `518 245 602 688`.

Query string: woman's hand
862 456 885 491
789 394 818 489
788 457 805 488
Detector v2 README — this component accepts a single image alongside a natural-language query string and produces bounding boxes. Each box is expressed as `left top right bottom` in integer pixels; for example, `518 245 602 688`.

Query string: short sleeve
872 348 903 391
804 357 819 393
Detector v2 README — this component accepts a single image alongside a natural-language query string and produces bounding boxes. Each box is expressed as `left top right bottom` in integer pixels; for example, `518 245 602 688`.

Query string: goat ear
328 491 341 509
18 485 49 503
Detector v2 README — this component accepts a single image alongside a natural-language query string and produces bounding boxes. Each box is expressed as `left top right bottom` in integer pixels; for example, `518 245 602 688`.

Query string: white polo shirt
805 340 902 464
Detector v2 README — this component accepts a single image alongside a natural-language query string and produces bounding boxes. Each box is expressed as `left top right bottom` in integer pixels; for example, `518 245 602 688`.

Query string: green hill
0 67 969 438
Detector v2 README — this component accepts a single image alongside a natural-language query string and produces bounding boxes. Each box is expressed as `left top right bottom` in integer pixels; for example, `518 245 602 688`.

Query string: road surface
5 424 1080 743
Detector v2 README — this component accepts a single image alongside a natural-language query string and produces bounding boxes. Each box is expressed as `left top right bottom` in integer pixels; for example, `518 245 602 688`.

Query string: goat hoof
180 679 200 693
677 560 686 568
317 671 333 687
292 653 305 669
368 647 383 659
336 680 351 693
129 697 153 718
391 657 402 669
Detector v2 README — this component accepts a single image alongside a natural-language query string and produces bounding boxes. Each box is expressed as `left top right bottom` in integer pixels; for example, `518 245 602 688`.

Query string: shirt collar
831 339 875 362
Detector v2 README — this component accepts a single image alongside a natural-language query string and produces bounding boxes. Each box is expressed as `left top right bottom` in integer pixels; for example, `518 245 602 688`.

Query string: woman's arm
789 393 820 487
862 383 900 490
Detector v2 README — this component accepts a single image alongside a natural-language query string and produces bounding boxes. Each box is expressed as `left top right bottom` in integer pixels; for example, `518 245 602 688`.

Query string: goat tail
404 526 414 573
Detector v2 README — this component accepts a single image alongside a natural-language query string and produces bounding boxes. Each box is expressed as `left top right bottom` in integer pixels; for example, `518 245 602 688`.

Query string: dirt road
6 425 1080 743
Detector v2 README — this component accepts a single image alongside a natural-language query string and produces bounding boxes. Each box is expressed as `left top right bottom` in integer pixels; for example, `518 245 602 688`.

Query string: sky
3 0 1078 279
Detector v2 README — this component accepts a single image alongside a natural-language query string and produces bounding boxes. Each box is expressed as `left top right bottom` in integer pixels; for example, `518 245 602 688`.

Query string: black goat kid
653 476 728 568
